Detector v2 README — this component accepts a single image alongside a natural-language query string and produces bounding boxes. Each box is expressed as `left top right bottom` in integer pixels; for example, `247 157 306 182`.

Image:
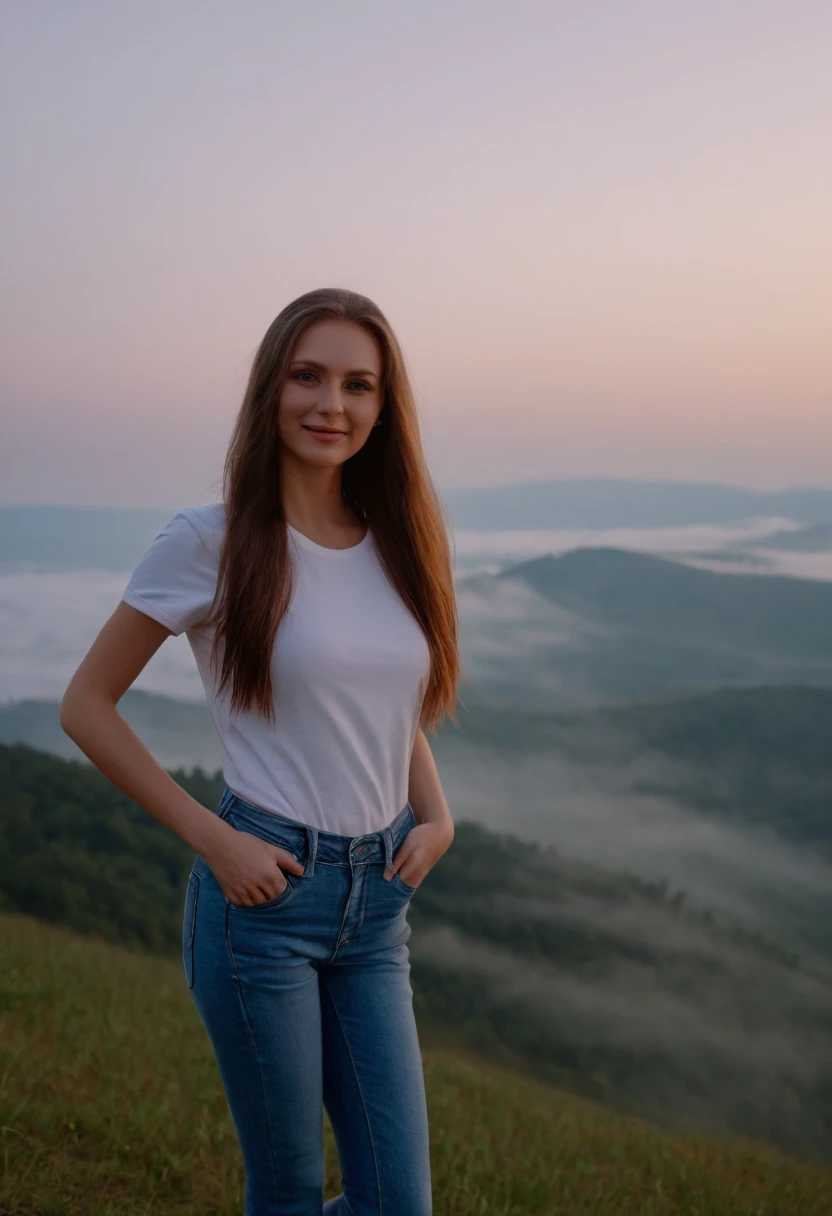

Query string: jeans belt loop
382 825 394 872
303 825 318 877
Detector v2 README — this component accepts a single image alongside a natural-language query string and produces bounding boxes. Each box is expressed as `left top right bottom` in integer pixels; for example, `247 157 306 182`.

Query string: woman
59 287 462 1215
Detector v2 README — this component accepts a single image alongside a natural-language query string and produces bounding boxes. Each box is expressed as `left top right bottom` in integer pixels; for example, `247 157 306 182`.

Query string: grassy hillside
3 740 831 1163
2 913 831 1215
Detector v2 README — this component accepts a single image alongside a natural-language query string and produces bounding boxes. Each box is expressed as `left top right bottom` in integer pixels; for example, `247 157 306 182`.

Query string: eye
295 370 317 383
347 380 373 392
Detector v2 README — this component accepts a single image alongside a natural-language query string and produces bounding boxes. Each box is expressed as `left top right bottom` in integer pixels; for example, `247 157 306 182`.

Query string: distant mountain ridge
4 477 832 570
492 545 832 661
442 477 832 530
736 522 832 552
457 545 832 708
0 504 177 569
0 687 217 771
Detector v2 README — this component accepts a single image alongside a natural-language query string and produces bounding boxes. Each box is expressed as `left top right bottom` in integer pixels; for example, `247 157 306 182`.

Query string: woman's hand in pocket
384 820 454 889
205 824 305 906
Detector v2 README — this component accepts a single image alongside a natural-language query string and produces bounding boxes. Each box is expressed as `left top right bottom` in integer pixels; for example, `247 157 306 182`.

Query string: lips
303 425 346 435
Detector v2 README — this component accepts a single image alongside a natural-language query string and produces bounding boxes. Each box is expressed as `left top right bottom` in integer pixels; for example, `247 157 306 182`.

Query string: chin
298 444 353 465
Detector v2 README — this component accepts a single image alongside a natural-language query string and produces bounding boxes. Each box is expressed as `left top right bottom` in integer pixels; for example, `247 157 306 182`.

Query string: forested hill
3 740 831 1162
436 683 832 857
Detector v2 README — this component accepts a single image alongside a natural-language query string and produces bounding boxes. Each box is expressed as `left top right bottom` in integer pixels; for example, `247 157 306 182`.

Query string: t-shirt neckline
287 521 372 558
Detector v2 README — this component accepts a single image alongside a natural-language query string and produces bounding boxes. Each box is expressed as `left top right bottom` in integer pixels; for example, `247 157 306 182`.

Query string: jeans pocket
183 869 201 989
391 871 418 896
228 873 297 913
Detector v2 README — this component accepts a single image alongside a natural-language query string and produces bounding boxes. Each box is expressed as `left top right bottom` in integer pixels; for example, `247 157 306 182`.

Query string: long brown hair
204 287 464 734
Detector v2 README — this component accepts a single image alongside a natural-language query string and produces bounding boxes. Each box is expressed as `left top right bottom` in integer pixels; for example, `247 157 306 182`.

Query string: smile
303 425 347 442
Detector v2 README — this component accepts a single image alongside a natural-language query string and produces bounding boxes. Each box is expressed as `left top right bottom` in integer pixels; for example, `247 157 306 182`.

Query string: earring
373 417 383 428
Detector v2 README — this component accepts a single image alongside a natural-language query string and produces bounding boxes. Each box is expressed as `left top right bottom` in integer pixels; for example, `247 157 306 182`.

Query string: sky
2 0 830 506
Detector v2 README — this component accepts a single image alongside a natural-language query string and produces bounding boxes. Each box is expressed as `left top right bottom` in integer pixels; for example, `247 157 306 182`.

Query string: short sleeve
121 509 219 636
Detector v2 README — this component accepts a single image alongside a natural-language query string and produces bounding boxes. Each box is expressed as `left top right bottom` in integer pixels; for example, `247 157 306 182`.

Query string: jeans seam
185 870 201 989
320 976 383 1216
224 899 280 1202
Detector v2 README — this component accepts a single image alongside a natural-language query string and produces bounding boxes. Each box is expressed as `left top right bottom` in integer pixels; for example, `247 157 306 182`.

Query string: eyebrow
290 359 379 379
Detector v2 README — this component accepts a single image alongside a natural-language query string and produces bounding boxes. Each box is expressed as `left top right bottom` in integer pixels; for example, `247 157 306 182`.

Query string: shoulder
129 504 226 574
167 503 226 557
122 504 226 636
176 502 227 536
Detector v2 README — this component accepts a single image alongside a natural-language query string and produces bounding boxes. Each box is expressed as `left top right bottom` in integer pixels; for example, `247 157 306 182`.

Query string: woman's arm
408 727 454 840
386 727 454 886
60 602 236 858
59 601 303 904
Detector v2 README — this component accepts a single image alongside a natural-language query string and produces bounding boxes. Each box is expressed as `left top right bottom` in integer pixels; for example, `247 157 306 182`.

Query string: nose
315 378 347 416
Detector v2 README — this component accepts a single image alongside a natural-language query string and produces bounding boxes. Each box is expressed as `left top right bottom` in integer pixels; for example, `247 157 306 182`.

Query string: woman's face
277 318 384 470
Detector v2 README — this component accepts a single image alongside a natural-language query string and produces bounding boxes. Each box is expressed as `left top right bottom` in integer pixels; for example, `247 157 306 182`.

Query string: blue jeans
183 785 432 1215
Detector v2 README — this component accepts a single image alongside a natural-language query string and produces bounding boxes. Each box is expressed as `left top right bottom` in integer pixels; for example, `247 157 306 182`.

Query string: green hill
496 546 832 666
458 548 832 706
3 741 832 1165
436 683 832 858
5 682 831 859
2 913 831 1215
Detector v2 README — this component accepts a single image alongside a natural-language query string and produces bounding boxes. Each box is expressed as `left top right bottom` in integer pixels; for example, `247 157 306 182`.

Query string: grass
1 912 831 1215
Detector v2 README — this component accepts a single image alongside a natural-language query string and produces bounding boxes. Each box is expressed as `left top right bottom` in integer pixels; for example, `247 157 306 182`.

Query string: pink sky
2 1 830 506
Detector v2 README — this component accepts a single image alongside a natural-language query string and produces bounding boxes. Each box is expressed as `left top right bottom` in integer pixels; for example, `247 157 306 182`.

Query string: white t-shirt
121 504 431 836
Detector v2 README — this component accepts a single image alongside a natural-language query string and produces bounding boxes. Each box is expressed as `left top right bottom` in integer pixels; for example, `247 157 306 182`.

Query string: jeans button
358 845 364 855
